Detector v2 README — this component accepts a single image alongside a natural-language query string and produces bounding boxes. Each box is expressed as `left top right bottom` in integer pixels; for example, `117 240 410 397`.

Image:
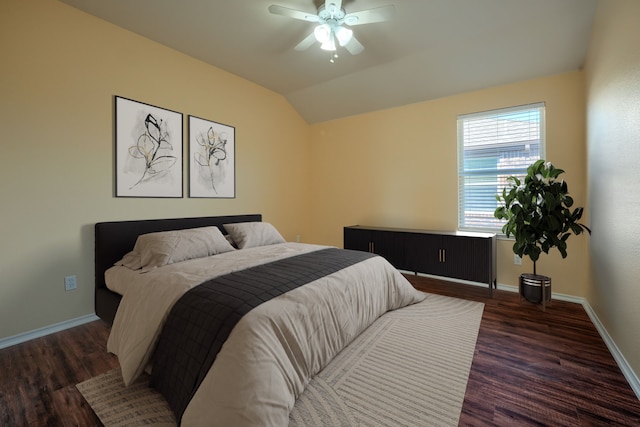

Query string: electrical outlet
64 275 77 291
514 254 522 265
295 235 301 243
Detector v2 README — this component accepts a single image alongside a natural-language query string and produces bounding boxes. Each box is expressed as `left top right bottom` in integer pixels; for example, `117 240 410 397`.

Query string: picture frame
115 96 183 198
188 115 236 198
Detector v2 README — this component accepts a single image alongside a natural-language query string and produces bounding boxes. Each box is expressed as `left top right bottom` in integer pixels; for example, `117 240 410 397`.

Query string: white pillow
224 222 285 249
116 226 235 272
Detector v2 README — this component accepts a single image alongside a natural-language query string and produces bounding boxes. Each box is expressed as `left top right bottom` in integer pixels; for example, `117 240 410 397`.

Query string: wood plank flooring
406 275 640 426
0 321 118 426
1 275 639 426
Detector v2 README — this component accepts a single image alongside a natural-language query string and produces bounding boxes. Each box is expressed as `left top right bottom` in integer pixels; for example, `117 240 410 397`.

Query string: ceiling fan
268 1 395 56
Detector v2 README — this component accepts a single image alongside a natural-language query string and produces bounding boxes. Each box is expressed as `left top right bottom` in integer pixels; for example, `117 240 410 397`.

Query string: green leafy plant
494 159 591 275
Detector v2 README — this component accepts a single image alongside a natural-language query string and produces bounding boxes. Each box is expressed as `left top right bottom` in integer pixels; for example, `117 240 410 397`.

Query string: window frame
457 102 546 234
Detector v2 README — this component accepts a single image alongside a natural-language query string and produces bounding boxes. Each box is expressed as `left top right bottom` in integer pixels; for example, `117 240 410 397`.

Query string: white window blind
457 103 546 232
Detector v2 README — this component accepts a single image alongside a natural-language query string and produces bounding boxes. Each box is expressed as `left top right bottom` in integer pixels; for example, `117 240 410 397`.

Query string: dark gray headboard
94 214 262 324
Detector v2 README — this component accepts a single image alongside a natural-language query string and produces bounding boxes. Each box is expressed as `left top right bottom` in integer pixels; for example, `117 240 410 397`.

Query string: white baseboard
581 301 640 399
0 313 100 350
403 271 640 399
518 287 640 398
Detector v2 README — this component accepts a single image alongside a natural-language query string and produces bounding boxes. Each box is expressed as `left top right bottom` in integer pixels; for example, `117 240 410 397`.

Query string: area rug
76 368 175 426
78 293 483 427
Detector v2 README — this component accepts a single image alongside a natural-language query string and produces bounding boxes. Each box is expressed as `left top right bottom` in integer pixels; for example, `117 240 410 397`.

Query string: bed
94 214 262 325
94 215 467 426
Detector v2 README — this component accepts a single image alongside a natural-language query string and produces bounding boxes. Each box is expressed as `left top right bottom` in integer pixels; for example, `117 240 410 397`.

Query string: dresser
344 225 497 295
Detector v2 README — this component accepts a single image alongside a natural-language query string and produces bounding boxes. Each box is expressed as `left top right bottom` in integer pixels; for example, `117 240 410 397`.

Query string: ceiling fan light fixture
320 36 336 51
335 26 353 46
314 24 331 43
315 23 351 51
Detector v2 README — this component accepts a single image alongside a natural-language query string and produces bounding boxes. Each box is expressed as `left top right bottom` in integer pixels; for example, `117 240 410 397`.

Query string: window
457 103 545 233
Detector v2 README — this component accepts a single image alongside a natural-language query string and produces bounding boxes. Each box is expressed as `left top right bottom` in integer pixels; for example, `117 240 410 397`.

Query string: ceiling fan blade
344 5 396 26
294 32 318 51
343 36 364 55
268 5 321 23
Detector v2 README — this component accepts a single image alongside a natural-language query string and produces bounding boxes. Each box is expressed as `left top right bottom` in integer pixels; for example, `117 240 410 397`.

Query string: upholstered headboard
94 214 262 324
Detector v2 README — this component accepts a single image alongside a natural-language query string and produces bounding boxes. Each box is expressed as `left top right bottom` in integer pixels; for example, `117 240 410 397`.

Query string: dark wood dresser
344 225 497 295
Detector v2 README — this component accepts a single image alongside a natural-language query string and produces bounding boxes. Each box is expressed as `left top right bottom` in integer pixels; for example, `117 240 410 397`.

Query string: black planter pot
520 273 551 310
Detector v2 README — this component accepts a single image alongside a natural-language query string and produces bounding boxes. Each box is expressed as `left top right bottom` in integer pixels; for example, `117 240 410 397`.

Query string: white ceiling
58 0 597 124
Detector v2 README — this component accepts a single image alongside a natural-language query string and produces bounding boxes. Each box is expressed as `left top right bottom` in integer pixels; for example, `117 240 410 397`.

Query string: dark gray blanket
149 248 376 423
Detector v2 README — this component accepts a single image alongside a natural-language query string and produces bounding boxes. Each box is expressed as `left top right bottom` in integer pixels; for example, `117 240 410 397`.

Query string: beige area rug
77 293 483 427
76 368 176 426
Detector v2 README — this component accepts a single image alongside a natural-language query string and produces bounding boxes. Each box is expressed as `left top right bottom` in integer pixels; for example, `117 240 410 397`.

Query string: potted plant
494 160 590 309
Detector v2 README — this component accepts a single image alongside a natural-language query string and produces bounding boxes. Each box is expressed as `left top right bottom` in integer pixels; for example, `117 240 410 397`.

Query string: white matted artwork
189 115 236 198
115 96 183 198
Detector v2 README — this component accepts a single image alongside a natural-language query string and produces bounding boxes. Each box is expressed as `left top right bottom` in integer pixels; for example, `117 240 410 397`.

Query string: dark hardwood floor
407 275 640 426
1 276 639 426
0 321 118 426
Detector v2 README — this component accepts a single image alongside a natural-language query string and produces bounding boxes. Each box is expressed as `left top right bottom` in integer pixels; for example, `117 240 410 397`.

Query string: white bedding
107 243 328 383
106 242 426 426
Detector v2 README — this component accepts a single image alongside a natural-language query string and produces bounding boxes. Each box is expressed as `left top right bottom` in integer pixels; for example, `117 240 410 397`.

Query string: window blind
457 103 545 232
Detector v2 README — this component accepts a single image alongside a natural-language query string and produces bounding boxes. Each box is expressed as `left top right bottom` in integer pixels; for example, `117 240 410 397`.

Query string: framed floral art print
115 96 183 197
188 115 236 198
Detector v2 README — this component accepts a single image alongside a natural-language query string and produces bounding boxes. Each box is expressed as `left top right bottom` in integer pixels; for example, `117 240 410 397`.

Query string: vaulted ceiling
58 0 597 123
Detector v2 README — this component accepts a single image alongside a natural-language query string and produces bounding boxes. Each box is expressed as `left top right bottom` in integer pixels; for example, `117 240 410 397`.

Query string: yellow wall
584 0 640 377
309 71 589 295
0 0 311 338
